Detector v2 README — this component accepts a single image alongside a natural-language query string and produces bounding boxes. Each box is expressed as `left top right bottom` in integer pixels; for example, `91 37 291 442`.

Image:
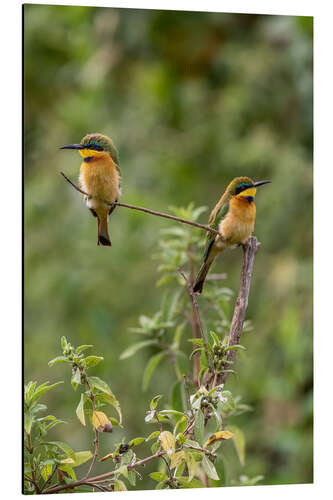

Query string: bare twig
178 268 214 375
183 375 195 419
219 236 260 385
60 171 220 237
84 378 99 479
161 454 173 480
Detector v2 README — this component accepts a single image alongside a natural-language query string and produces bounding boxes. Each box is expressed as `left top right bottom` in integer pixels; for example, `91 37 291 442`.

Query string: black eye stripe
86 142 104 151
235 183 252 195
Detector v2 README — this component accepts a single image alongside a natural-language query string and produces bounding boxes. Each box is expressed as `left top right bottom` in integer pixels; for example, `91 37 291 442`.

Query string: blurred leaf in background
24 5 312 488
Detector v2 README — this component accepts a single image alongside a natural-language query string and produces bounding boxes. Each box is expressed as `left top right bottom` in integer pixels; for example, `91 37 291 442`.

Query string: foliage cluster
24 5 313 488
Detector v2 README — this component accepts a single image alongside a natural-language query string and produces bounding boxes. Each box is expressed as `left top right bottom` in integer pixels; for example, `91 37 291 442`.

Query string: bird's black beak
59 143 84 150
253 180 271 188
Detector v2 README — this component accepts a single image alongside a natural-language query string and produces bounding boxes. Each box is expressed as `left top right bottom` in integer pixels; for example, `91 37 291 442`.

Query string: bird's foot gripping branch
24 198 263 492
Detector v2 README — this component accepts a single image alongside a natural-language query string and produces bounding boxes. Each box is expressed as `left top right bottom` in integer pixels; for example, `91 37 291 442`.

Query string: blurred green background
24 4 313 487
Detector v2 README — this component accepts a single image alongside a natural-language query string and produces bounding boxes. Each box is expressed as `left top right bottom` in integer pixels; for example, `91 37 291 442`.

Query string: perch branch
219 236 260 385
178 268 214 375
60 171 221 237
42 450 166 494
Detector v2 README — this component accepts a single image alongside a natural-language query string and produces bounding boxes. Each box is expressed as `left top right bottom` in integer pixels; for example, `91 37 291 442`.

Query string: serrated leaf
142 352 166 391
84 356 103 368
150 471 168 482
76 393 85 426
159 431 175 456
194 410 205 446
202 455 219 480
120 340 158 360
204 430 234 448
228 425 245 466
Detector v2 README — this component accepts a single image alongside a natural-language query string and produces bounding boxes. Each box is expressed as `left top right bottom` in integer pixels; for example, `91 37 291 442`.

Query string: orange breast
219 197 256 245
79 155 120 204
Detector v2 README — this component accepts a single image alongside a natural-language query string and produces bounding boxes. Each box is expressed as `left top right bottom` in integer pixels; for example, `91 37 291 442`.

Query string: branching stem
60 171 221 237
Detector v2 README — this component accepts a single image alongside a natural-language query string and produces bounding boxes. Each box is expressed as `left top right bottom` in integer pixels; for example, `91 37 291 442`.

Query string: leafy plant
24 205 262 493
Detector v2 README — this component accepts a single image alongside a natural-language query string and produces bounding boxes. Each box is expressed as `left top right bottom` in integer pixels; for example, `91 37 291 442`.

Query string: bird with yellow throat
193 176 271 294
60 133 121 246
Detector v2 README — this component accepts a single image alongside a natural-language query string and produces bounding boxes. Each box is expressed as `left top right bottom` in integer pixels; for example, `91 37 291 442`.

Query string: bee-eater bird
60 133 121 246
193 177 271 294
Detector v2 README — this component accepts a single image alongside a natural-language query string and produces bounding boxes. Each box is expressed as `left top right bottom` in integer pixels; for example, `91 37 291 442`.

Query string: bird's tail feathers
193 253 216 294
97 214 111 247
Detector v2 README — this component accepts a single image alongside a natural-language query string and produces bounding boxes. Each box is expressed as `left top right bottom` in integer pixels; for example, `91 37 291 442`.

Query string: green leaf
88 376 122 423
88 376 112 395
146 430 160 442
76 344 93 354
71 451 93 467
150 394 162 410
113 479 127 491
120 340 158 360
142 352 166 391
24 412 33 435
194 410 205 446
76 393 85 426
45 441 75 460
150 472 168 482
117 465 128 479
41 463 53 481
159 410 185 419
128 437 145 447
29 381 63 405
225 344 246 351
159 431 175 456
175 476 205 488
128 470 136 486
209 331 220 345
188 338 204 345
84 356 103 368
228 425 245 466
185 450 199 481
61 336 68 350
48 356 69 367
202 455 219 480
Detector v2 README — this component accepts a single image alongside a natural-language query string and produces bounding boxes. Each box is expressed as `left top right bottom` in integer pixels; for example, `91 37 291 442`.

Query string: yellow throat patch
236 187 257 199
79 149 105 158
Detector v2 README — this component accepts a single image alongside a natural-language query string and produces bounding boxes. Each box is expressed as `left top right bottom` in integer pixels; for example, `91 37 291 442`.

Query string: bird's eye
86 142 103 151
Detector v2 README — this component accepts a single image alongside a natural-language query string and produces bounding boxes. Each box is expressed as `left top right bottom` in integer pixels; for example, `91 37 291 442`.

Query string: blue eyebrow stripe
86 142 99 147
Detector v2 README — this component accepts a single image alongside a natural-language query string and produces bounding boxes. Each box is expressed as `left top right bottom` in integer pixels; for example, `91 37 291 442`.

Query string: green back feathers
203 176 254 261
81 133 120 166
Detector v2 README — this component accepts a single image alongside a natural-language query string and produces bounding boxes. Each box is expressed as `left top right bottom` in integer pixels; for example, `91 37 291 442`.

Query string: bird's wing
202 200 229 261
